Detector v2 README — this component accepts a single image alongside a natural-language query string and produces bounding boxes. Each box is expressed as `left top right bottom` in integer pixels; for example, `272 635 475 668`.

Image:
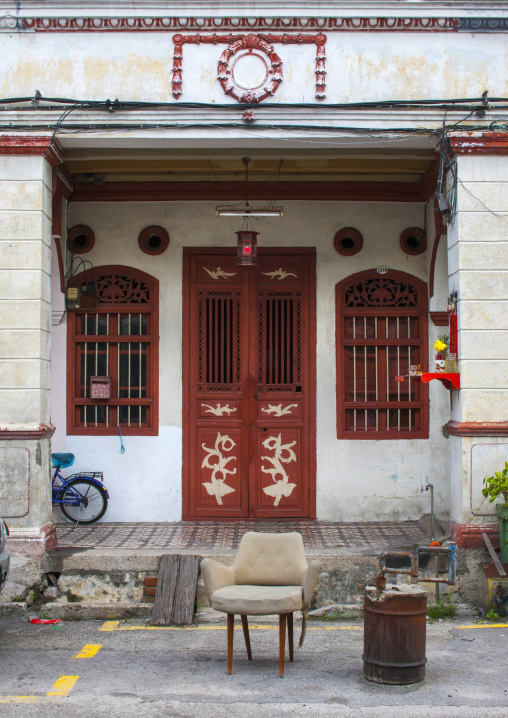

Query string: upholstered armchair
200 531 321 677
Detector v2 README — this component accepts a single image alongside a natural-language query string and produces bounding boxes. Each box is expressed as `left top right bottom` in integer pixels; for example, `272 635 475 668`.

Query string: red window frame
67 265 159 436
336 269 429 440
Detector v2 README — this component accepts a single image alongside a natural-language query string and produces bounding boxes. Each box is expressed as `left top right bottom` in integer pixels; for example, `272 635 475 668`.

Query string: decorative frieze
3 17 464 33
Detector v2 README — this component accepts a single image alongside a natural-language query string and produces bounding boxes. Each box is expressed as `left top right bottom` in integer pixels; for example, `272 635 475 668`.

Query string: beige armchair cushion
231 531 308 586
211 585 303 615
200 558 235 598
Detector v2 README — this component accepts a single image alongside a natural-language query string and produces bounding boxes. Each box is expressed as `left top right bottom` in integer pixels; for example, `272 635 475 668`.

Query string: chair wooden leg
279 613 287 678
241 615 252 660
288 612 294 662
227 613 234 675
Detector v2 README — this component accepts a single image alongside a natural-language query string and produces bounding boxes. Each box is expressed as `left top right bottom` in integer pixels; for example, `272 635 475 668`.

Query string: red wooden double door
183 248 316 519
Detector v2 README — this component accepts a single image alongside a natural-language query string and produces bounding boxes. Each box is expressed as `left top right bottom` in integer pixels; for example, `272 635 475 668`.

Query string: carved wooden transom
96 274 150 304
344 278 418 308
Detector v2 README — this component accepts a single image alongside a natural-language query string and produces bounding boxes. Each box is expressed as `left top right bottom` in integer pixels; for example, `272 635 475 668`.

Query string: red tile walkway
55 520 429 551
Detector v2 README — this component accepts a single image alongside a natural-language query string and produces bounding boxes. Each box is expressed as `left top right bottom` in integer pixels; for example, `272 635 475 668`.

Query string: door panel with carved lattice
183 249 316 519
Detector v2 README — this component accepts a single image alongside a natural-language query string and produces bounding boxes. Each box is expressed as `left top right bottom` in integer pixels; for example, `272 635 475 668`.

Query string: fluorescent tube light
216 206 283 217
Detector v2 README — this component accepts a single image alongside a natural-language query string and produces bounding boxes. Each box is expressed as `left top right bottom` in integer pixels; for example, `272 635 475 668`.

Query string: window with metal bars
67 267 159 435
336 270 429 440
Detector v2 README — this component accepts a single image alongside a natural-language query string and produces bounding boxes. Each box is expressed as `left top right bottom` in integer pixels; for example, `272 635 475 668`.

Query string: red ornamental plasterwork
172 33 327 102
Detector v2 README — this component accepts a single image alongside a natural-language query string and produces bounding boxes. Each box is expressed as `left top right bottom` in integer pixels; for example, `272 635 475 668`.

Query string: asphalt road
0 614 507 717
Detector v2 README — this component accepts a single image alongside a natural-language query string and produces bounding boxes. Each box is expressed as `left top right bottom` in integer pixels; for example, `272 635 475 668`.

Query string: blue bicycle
51 453 109 524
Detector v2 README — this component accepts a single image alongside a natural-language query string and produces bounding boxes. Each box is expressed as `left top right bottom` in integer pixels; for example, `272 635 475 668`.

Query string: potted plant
434 336 449 372
482 461 508 564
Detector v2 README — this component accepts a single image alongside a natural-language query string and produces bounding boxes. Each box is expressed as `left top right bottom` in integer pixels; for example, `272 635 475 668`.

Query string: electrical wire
2 94 508 110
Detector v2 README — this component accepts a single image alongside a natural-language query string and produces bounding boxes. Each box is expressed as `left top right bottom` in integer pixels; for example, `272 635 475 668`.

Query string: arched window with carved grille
67 266 159 436
336 269 429 439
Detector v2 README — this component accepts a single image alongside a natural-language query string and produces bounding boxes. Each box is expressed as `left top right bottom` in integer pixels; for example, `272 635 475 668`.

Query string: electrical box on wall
65 282 97 311
90 376 112 400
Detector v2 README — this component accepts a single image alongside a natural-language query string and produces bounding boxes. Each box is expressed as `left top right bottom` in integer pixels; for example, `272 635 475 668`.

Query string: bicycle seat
51 453 75 469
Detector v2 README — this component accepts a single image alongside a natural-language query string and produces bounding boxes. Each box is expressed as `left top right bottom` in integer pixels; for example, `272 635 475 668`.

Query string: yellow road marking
458 623 508 629
99 620 363 632
47 676 79 697
74 644 102 659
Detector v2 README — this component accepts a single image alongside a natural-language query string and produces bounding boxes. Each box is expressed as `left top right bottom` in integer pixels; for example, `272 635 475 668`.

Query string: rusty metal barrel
363 584 427 685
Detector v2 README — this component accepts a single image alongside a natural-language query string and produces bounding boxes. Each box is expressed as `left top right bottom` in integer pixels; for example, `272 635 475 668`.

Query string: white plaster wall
0 30 506 103
52 198 452 522
447 154 508 523
50 238 67 453
0 155 52 427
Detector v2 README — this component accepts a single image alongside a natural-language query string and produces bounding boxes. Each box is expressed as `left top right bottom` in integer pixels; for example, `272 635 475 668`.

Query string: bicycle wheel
58 478 108 524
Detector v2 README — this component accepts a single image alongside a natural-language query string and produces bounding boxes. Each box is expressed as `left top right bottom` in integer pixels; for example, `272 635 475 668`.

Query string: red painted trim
71 180 430 203
430 311 449 326
336 268 429 440
450 133 508 155
52 170 74 293
0 424 55 440
53 236 65 294
429 208 446 298
448 521 499 549
418 161 439 202
20 17 459 33
0 135 63 166
446 421 508 437
66 265 159 437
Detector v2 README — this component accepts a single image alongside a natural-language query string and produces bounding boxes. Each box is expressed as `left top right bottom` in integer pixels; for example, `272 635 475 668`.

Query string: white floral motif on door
261 403 298 417
201 433 236 505
202 403 237 416
261 434 297 507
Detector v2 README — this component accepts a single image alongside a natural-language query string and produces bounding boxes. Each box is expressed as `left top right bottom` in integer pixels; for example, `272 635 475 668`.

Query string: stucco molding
0 16 465 33
0 424 56 440
0 135 63 166
450 132 508 155
445 421 508 437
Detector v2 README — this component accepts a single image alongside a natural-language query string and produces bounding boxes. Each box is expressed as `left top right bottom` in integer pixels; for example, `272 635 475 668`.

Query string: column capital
0 134 63 166
450 131 508 155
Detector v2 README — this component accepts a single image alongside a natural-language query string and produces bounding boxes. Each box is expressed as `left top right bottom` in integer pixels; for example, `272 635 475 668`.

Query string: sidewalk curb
0 602 28 620
41 602 154 620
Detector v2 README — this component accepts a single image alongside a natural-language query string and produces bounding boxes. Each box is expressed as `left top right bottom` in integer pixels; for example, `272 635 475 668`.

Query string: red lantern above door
236 230 258 267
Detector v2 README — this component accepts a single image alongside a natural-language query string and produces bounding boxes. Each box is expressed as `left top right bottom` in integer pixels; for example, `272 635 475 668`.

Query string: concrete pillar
0 138 61 596
445 135 508 548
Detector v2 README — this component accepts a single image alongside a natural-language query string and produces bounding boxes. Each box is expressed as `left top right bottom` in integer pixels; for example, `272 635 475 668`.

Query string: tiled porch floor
55 520 430 551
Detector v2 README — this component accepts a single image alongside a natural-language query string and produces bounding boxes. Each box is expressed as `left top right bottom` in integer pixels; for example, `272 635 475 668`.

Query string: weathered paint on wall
0 31 507 103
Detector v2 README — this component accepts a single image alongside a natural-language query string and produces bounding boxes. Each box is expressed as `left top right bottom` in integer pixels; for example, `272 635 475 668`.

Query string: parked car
0 519 9 592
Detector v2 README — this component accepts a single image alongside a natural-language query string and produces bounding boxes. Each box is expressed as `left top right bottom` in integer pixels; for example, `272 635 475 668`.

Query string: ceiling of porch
64 147 436 185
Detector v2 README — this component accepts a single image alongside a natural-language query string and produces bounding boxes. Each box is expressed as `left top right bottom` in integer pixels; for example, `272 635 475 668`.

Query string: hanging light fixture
216 157 283 217
236 226 259 267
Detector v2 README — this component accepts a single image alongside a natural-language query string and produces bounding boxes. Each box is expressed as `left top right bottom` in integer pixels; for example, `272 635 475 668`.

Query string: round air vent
400 227 427 255
334 228 363 256
67 225 95 254
138 226 170 255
